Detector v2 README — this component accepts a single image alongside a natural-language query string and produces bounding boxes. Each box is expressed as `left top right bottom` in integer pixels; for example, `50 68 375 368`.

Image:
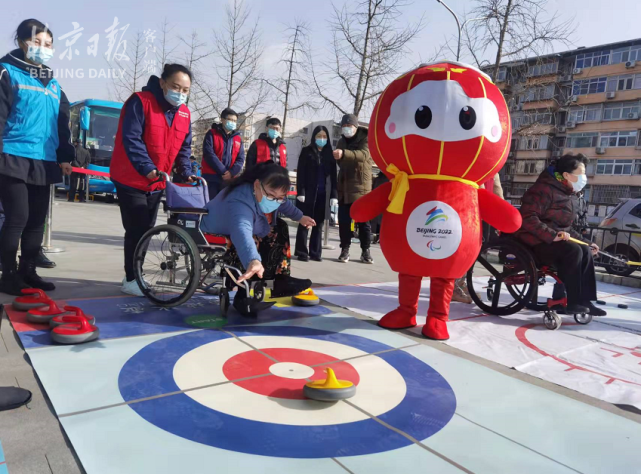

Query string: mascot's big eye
414 106 432 129
459 106 476 130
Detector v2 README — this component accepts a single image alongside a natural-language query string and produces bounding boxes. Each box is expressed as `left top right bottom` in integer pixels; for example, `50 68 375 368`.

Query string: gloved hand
297 196 305 203
330 198 338 207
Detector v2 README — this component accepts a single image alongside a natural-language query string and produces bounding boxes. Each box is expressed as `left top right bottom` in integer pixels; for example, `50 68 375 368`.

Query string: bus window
86 106 120 167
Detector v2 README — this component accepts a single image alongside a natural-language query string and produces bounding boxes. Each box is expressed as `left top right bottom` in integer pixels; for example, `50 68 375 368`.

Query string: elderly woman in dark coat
515 153 606 317
295 125 338 261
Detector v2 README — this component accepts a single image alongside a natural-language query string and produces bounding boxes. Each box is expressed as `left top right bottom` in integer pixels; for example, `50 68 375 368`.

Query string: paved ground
0 196 639 474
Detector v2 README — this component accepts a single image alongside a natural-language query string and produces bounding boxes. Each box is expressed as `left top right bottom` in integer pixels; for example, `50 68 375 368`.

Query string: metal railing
579 225 640 276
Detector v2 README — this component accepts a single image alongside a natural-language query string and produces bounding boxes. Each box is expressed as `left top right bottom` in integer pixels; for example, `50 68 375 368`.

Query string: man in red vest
245 117 287 171
110 64 199 296
202 107 245 200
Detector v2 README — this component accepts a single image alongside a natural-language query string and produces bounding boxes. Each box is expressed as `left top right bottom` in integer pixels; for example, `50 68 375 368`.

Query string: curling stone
596 300 606 305
51 317 99 344
303 368 356 402
26 301 67 324
50 306 95 328
618 304 629 309
13 289 52 312
292 288 320 307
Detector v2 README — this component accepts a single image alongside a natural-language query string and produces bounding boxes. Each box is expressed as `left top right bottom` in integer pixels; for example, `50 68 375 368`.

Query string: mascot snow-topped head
371 61 511 184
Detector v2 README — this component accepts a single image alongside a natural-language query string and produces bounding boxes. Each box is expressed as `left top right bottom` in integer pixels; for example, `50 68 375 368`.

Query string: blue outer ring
118 326 456 458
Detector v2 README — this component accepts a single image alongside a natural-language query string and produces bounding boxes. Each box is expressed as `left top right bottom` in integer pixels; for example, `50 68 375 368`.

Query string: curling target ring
119 326 457 458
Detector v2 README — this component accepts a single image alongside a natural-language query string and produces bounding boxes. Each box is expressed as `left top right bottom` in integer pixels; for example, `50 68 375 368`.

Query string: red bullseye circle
222 348 360 400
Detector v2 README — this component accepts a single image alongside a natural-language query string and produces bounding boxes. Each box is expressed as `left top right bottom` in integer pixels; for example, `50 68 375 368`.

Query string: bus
68 99 123 198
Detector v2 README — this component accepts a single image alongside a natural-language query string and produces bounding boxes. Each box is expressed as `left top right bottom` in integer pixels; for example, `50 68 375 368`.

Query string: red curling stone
13 289 52 312
51 317 99 345
49 306 96 328
26 301 68 324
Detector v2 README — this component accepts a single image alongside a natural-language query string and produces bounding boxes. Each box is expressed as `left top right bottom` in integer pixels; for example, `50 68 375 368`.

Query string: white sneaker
121 278 144 297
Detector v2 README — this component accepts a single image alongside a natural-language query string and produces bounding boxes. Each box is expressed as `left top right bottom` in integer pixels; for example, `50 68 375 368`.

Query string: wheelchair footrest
547 297 567 309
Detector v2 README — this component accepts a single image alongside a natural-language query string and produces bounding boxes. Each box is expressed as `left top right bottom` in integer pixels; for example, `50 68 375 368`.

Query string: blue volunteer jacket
0 62 61 161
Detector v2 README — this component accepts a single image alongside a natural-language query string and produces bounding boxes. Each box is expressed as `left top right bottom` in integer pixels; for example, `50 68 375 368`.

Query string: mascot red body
351 62 522 340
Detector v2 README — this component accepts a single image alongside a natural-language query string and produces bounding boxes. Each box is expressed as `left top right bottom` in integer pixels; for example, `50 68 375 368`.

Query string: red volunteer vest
255 139 287 168
201 128 243 175
110 91 191 192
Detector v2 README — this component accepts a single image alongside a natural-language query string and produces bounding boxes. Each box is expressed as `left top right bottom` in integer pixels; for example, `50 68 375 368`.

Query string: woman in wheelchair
514 153 606 317
201 163 316 315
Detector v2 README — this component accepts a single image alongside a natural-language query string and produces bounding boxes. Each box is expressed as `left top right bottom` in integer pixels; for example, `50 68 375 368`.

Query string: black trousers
115 184 163 282
533 241 597 306
0 175 49 270
338 202 370 250
295 193 326 259
68 172 87 201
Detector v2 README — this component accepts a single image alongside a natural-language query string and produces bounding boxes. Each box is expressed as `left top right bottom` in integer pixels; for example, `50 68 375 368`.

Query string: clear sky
1 0 639 121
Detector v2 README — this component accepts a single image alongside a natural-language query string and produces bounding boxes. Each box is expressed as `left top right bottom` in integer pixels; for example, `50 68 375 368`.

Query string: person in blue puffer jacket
201 163 316 316
0 19 75 296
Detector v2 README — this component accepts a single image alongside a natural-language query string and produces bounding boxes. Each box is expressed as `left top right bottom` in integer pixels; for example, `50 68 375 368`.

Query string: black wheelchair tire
467 240 537 316
220 288 230 318
134 224 202 307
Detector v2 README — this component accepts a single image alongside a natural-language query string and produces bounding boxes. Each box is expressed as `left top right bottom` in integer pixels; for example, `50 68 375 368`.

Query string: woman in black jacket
295 126 338 261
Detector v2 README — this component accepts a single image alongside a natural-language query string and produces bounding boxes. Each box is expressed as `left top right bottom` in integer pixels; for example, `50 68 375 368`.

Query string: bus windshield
86 106 120 167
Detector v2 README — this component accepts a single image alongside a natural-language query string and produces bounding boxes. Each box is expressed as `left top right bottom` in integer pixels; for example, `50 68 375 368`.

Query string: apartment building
493 38 641 221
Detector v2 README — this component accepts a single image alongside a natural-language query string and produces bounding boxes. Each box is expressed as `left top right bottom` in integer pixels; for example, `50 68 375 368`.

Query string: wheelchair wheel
543 311 562 330
134 224 201 307
219 288 230 318
467 240 537 316
574 312 592 325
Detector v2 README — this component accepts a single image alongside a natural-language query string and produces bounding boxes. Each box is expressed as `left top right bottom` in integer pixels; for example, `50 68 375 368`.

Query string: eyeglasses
260 183 286 204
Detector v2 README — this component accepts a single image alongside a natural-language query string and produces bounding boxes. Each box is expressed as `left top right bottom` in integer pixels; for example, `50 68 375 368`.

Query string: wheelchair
466 235 593 330
131 176 273 316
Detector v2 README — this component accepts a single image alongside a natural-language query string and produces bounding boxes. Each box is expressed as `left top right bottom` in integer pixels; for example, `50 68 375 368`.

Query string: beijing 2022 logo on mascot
351 62 522 340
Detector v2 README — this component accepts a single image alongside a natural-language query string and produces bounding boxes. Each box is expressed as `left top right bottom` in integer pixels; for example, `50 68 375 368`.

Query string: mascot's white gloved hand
330 198 338 207
297 196 305 203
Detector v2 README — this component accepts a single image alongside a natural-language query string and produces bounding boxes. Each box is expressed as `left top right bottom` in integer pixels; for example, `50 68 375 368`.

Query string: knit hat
341 114 359 127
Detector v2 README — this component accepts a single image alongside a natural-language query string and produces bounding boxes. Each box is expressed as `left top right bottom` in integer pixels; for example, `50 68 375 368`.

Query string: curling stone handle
64 306 87 320
21 288 47 298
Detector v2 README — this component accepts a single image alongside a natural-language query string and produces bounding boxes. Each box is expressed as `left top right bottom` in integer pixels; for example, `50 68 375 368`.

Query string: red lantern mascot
351 62 522 340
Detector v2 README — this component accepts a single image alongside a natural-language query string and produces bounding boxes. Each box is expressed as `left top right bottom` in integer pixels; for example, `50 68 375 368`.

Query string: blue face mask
316 138 327 148
164 89 188 107
26 45 54 64
268 128 281 140
225 120 236 131
258 195 281 213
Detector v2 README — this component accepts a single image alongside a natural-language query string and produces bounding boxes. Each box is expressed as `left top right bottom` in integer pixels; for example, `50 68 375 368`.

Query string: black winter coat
296 139 338 216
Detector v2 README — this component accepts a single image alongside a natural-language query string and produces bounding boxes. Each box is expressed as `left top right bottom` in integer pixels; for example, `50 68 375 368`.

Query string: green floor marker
185 314 227 329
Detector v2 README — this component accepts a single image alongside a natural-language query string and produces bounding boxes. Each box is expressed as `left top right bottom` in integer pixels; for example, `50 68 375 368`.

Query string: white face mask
570 174 587 193
342 126 356 138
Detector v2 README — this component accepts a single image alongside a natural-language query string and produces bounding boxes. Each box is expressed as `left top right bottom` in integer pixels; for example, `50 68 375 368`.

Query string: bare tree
265 21 317 135
177 30 215 120
156 18 179 69
311 0 423 117
208 0 266 121
462 0 575 82
109 30 149 102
